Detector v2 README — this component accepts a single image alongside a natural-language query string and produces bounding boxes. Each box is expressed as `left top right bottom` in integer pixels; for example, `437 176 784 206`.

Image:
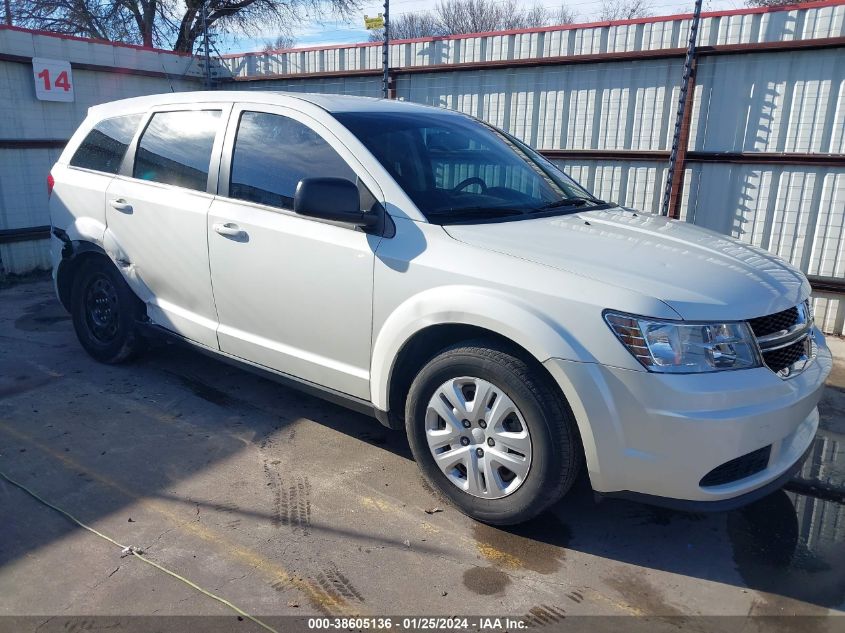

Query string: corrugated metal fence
1 3 843 332
223 0 845 333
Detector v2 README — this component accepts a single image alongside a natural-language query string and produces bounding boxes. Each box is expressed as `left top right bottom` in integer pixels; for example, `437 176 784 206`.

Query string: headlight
604 312 762 373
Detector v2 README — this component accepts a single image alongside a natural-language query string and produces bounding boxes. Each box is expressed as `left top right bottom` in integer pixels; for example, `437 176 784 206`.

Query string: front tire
70 257 145 364
406 340 581 525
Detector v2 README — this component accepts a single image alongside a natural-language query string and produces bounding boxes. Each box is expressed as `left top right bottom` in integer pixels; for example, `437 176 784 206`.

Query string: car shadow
137 340 845 612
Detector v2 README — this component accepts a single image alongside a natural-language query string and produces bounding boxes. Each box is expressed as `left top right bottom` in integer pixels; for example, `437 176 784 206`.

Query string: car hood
443 206 810 321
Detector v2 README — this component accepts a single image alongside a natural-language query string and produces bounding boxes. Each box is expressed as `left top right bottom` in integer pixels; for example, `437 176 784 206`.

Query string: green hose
0 470 279 633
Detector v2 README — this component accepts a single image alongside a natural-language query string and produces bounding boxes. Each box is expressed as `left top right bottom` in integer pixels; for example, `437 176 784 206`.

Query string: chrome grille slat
758 331 811 353
755 321 812 347
747 301 815 378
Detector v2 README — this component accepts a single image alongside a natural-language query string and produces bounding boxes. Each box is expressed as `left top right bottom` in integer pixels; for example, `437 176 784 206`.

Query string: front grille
763 339 809 374
747 301 814 377
748 306 799 338
700 445 772 487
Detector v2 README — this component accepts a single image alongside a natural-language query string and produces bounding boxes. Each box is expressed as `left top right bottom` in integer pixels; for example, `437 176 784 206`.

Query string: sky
219 0 746 54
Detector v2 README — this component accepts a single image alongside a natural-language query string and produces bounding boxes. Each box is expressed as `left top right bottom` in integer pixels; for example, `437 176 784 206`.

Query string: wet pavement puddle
462 566 511 595
471 512 571 575
728 490 845 609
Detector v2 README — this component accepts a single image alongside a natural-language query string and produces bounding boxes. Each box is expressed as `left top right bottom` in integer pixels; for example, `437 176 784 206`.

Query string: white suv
49 91 831 524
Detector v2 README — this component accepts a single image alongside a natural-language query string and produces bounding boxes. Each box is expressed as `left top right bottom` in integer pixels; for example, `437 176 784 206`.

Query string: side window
69 114 142 174
229 111 356 210
133 110 221 192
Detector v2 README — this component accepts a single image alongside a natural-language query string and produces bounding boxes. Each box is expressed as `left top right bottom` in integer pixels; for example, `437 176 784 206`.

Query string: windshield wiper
427 206 528 220
536 196 606 211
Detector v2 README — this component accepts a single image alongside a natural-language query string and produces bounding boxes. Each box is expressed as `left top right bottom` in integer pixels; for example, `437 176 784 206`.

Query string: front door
207 106 383 399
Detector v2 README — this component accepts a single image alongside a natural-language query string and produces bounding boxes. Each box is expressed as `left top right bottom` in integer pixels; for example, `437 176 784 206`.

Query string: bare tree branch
549 5 576 25
745 0 813 6
367 11 444 41
263 33 297 51
598 0 652 21
368 0 576 42
15 0 361 52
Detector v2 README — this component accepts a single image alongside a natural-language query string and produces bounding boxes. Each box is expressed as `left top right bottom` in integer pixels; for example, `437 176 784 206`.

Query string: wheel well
55 248 112 312
386 324 562 430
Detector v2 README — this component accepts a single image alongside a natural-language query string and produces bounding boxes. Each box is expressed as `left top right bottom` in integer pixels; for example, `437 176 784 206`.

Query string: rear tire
406 340 581 525
70 257 145 364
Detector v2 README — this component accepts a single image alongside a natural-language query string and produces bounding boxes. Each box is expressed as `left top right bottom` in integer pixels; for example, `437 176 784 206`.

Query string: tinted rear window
133 110 221 192
69 114 142 174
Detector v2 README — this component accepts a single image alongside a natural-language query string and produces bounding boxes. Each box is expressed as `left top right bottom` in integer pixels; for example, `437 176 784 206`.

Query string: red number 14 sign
32 58 75 102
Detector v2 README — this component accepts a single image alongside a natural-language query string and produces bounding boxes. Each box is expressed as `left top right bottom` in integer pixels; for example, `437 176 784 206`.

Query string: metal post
382 0 390 99
202 1 212 89
0 228 5 279
661 0 703 218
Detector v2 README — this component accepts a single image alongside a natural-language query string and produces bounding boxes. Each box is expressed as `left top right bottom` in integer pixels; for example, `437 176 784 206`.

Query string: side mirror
294 178 378 228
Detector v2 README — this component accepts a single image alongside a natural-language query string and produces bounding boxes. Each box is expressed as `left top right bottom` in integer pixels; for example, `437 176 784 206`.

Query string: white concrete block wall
0 147 59 227
0 26 206 276
0 63 201 142
0 28 209 77
0 146 60 273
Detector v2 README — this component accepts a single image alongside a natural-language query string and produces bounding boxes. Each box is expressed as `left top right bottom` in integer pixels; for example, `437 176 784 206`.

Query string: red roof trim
0 24 193 57
222 0 845 59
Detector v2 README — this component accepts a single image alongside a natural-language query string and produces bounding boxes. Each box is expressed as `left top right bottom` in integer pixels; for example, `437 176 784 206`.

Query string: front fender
370 285 589 410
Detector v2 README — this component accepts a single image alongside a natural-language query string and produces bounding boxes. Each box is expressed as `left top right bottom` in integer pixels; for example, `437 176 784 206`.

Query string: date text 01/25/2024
307 617 528 630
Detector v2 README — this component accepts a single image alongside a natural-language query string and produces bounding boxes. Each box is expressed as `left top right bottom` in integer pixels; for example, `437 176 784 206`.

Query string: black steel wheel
83 273 120 344
71 257 145 364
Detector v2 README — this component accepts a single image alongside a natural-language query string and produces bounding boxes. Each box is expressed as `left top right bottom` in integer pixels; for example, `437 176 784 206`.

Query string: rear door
207 104 384 399
105 104 231 349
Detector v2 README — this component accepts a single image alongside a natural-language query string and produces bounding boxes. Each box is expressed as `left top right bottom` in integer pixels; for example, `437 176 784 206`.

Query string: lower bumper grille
700 445 772 487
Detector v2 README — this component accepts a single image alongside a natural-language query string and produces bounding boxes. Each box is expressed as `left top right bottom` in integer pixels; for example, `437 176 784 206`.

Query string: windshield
334 110 605 224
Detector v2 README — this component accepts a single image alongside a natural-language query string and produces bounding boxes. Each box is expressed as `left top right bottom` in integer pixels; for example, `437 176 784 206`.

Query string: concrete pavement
0 280 843 631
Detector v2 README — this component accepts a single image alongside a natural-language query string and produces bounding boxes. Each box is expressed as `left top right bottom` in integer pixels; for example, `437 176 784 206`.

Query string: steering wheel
452 177 487 194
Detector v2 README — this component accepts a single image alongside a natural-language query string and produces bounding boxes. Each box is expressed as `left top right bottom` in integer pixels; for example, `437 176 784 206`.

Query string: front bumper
544 328 832 506
597 441 813 512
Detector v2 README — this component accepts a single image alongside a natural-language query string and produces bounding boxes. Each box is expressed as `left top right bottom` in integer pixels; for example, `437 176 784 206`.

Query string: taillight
47 173 55 198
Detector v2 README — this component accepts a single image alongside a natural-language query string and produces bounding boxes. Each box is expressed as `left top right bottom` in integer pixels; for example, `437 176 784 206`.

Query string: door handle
109 199 133 213
213 222 244 238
